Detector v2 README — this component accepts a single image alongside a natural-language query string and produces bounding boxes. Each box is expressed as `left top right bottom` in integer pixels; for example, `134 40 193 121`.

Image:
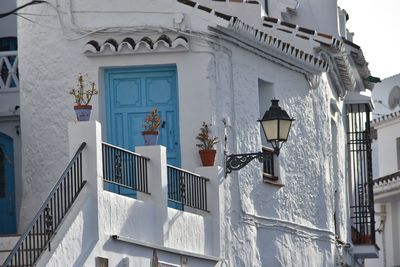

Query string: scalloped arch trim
83 35 189 56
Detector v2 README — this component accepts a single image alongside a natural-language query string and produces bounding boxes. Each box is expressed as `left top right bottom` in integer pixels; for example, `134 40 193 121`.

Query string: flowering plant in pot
142 108 161 145
69 74 98 121
196 122 219 166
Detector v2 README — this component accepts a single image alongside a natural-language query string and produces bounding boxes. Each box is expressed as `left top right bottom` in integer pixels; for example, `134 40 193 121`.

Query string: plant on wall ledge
196 121 219 166
142 108 161 145
69 73 99 121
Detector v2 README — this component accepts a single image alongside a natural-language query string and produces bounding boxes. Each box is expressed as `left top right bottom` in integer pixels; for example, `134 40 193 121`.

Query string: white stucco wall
207 35 349 265
369 201 400 267
374 118 400 176
0 1 17 39
369 109 400 267
16 0 362 266
266 0 339 37
368 75 400 267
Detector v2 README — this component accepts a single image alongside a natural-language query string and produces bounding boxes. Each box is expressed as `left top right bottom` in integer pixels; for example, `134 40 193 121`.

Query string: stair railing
2 142 87 267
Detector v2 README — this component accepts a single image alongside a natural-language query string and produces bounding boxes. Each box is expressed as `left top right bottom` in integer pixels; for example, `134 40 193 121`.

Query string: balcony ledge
111 235 222 262
351 244 379 259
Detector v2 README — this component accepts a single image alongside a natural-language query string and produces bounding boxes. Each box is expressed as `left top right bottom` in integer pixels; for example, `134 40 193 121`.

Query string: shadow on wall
101 190 216 260
250 75 333 228
257 230 333 266
72 198 99 267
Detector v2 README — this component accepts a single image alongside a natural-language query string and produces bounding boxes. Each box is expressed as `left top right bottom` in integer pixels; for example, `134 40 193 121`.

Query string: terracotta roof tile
372 111 400 125
83 35 189 56
374 171 400 186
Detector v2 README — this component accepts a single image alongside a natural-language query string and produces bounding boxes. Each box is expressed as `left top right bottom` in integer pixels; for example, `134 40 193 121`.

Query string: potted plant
142 108 161 145
196 122 219 166
69 74 99 121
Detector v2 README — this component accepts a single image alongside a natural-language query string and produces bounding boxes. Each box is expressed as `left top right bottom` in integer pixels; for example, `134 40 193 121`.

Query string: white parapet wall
37 121 223 266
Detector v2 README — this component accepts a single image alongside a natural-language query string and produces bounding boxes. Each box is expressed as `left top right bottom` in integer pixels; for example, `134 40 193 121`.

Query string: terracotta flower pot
199 149 216 166
74 105 92 121
142 131 159 145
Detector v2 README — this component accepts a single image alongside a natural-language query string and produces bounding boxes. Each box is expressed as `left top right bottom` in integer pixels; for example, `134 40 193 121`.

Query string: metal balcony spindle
167 165 210 212
102 142 150 196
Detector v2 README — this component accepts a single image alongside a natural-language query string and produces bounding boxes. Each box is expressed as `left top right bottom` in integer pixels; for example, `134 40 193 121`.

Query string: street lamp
259 99 294 156
225 99 294 174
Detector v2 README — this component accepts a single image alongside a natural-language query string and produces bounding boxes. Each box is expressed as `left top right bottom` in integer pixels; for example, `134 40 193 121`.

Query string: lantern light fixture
225 99 294 175
258 99 294 156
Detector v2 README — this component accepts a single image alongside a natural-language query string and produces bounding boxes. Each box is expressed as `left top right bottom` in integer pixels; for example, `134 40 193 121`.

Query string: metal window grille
167 165 209 212
347 104 375 245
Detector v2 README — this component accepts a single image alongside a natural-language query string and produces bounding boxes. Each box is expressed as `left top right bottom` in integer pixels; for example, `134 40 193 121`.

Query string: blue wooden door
105 65 181 165
0 133 16 234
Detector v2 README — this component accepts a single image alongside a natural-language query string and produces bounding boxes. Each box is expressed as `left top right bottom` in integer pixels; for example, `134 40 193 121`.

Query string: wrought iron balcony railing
167 165 209 212
102 142 150 196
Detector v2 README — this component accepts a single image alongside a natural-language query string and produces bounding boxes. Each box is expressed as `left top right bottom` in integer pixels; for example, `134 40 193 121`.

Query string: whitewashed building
0 0 380 266
367 75 400 267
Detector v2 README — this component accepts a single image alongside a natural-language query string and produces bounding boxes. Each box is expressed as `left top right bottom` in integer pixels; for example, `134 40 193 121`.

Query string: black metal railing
262 146 277 181
167 165 209 212
102 142 149 195
347 104 375 245
2 142 87 267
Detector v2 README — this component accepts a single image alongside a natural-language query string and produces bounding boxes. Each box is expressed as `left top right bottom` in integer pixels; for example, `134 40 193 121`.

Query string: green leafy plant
196 122 219 150
69 74 99 106
143 108 161 132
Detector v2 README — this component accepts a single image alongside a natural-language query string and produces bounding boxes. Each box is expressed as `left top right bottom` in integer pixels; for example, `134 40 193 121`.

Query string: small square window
96 257 108 267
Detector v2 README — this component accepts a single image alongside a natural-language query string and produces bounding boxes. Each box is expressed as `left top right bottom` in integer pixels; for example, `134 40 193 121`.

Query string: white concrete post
68 121 103 245
195 166 224 258
135 145 168 245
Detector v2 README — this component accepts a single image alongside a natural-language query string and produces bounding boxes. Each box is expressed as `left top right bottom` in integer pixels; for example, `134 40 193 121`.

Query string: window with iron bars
262 146 277 181
346 103 375 245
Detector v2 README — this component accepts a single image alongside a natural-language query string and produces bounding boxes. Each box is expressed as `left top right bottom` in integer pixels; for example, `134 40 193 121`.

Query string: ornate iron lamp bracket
225 152 265 174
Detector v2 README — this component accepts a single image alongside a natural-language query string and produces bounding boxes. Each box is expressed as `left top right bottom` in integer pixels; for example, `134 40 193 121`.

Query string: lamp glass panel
262 120 278 141
278 120 292 140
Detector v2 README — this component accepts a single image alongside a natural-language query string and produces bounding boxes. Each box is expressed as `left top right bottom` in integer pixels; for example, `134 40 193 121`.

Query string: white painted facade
0 1 17 39
367 74 400 267
0 0 380 266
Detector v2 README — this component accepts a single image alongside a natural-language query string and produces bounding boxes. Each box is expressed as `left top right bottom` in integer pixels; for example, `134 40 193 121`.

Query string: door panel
146 76 174 106
106 66 181 166
0 132 16 234
113 78 142 108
